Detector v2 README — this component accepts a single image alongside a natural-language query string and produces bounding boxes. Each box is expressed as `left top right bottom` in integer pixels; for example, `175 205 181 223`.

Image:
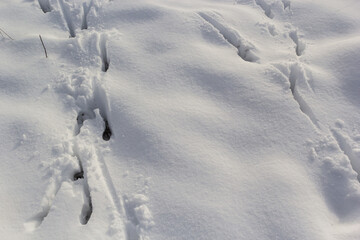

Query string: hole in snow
80 182 93 225
289 31 305 56
73 153 93 225
75 110 96 135
58 0 76 37
38 0 52 13
81 0 94 30
73 171 84 181
99 34 110 72
255 0 274 19
102 119 112 141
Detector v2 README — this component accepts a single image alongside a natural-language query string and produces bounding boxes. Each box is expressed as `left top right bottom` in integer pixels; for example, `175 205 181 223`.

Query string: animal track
102 119 112 141
99 34 110 72
289 30 305 56
255 0 274 19
29 1 152 237
59 69 112 141
76 108 112 141
38 0 52 13
58 0 76 37
331 127 360 182
282 0 291 10
73 153 85 181
73 170 84 180
309 135 360 218
288 65 318 128
267 24 277 36
24 186 61 230
198 12 259 62
76 140 129 238
81 0 94 30
273 63 318 128
80 180 93 225
75 110 96 135
25 146 81 230
73 152 93 224
256 22 278 36
74 84 113 141
25 148 94 229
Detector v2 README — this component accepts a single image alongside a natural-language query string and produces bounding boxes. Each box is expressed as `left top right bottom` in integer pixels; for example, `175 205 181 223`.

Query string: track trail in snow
248 0 360 184
24 1 147 239
223 0 360 194
198 11 259 62
200 1 317 130
244 0 317 128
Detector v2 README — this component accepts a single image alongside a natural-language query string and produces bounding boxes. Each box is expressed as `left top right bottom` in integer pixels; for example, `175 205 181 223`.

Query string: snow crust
1 0 360 239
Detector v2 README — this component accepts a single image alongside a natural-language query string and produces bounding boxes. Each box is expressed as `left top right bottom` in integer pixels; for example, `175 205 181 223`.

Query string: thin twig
39 35 48 58
0 27 14 40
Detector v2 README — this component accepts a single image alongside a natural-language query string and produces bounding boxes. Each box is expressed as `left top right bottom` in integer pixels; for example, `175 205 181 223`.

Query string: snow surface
1 0 360 239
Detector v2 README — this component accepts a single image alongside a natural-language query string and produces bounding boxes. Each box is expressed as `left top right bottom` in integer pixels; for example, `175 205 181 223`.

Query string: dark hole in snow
103 61 110 72
77 112 85 124
82 208 92 224
102 120 112 141
73 171 84 181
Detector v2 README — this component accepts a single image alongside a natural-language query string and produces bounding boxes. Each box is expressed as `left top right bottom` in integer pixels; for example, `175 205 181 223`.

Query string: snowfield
1 0 360 239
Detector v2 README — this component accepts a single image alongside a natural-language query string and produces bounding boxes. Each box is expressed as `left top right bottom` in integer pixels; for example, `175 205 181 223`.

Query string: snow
1 0 360 239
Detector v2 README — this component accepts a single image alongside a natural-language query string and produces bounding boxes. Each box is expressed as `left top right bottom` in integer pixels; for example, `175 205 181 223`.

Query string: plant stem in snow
39 35 48 58
0 27 14 40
